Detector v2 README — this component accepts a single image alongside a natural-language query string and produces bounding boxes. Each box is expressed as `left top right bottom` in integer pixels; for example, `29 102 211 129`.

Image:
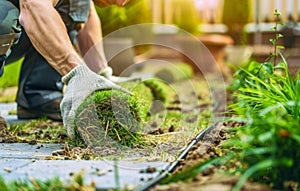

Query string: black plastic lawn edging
133 123 220 191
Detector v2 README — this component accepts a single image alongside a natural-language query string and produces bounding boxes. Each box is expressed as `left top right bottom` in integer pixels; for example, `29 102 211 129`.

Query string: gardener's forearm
77 2 107 73
19 0 82 76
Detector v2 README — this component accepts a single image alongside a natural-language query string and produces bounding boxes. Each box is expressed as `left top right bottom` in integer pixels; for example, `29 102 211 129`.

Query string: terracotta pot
178 34 233 74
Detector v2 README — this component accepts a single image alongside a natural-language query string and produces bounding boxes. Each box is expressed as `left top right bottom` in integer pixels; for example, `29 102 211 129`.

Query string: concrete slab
0 143 63 159
0 158 34 173
0 143 170 190
0 102 16 116
0 102 28 125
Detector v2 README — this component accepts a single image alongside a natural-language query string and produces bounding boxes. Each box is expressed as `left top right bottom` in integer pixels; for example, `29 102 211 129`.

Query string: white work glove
99 66 141 83
60 64 130 140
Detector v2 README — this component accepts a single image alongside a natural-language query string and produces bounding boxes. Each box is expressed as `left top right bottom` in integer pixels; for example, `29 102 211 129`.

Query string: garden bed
1 64 299 191
150 17 300 189
1 63 299 190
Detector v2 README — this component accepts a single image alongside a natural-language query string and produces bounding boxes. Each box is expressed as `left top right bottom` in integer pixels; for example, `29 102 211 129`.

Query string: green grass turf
74 79 172 148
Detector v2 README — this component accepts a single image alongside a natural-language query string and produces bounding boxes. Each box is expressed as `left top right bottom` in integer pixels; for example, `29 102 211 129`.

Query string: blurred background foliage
95 0 152 36
95 0 153 55
170 0 201 34
222 0 251 44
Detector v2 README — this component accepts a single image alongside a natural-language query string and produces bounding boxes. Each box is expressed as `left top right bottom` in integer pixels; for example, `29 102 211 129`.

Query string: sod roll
74 79 173 147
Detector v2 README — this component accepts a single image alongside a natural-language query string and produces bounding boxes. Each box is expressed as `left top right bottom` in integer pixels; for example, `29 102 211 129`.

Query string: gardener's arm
19 0 82 76
76 1 107 73
76 0 130 73
19 0 130 140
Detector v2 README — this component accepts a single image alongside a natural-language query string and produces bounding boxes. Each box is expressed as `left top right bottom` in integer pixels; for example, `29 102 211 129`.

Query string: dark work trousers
1 0 90 109
6 30 64 108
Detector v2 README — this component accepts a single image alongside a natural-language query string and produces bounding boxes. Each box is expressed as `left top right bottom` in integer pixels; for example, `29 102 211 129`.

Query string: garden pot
177 34 233 74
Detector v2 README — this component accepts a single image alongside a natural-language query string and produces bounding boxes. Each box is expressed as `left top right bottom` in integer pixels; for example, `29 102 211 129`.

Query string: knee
0 1 20 35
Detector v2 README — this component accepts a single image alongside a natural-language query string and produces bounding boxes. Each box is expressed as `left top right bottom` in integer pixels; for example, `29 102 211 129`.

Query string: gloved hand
99 66 141 83
60 64 131 140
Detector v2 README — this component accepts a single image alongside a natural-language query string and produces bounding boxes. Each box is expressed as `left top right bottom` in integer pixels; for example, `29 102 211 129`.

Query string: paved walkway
0 103 169 190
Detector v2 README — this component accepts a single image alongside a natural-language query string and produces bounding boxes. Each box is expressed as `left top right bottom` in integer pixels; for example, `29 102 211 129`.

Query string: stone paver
0 143 169 190
1 157 168 190
0 102 16 116
0 103 28 125
0 143 63 159
0 158 33 172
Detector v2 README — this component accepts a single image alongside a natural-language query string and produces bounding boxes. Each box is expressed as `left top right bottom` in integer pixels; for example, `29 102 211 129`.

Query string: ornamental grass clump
225 54 300 191
225 10 300 190
224 103 300 191
0 171 94 191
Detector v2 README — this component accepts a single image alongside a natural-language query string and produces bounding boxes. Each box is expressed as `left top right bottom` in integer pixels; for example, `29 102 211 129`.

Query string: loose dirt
150 122 274 191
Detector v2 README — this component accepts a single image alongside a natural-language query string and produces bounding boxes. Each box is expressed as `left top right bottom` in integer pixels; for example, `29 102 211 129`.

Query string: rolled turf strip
73 79 171 147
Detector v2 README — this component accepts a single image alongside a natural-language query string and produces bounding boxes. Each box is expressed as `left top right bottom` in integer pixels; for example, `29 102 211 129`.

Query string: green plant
268 9 284 66
225 10 300 190
164 9 300 190
0 171 96 191
225 104 300 191
230 59 300 117
229 10 299 116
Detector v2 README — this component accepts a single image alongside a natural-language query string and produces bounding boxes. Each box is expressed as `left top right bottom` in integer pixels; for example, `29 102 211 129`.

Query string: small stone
145 167 157 173
4 167 11 173
93 170 106 176
28 140 37 145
